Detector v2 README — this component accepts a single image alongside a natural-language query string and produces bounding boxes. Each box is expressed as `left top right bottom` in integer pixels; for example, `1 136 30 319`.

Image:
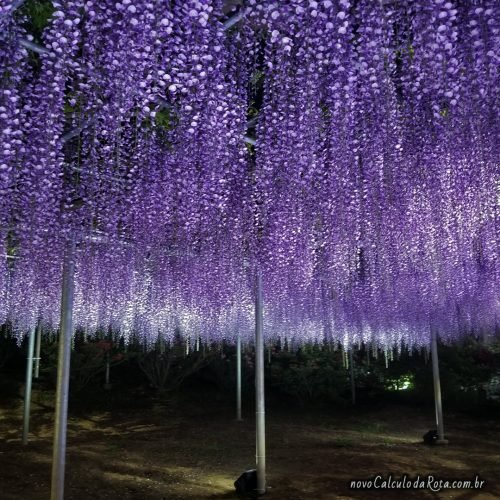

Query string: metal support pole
104 354 111 390
22 326 36 445
50 236 76 500
349 349 356 406
236 333 242 421
430 329 448 444
255 270 266 495
105 359 110 385
34 322 42 379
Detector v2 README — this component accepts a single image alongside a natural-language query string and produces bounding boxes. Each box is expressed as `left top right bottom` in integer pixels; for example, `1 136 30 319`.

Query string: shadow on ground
0 396 499 500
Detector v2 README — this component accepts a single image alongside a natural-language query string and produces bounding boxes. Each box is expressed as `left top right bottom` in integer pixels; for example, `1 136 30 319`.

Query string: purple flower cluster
0 0 498 349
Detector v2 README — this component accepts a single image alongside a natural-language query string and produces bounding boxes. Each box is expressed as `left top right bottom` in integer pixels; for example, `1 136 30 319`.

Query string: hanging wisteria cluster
0 0 498 350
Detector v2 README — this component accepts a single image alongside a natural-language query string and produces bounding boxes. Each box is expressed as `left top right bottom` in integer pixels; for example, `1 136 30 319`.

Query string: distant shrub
269 347 351 407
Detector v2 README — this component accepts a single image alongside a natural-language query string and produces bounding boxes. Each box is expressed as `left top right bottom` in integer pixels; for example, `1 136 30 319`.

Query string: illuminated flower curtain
0 0 498 348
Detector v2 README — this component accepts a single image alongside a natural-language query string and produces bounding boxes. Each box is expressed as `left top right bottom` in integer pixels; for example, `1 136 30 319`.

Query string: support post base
435 439 449 445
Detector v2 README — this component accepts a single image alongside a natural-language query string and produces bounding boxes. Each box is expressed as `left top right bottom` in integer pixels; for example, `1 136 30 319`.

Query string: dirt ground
0 393 499 500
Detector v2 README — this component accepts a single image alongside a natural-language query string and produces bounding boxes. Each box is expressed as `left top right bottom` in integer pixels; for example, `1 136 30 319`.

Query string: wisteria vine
0 0 498 351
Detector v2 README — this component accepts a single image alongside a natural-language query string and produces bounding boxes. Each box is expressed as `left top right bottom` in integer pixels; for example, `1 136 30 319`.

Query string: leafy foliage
135 338 215 396
40 338 126 393
19 0 55 41
269 347 351 407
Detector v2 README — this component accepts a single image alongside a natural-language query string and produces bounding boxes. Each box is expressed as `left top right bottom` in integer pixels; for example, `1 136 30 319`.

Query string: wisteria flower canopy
0 0 498 349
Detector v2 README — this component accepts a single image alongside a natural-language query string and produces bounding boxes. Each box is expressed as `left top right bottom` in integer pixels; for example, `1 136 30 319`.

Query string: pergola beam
246 116 258 129
62 121 91 144
19 38 50 55
1 0 27 18
243 135 256 146
223 9 245 30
